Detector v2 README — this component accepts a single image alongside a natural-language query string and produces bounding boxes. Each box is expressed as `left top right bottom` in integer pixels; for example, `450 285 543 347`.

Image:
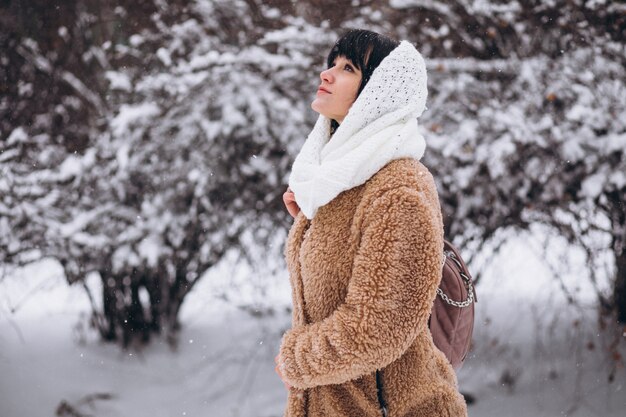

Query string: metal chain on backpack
437 250 475 308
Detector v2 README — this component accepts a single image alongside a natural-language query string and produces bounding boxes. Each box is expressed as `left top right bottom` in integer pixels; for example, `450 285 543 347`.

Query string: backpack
428 239 477 370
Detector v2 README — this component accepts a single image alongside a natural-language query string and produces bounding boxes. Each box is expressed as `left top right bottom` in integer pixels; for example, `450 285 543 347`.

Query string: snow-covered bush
1 0 336 347
1 0 624 351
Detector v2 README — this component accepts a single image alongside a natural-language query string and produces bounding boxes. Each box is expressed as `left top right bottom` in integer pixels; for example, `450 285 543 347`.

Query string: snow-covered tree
1 0 337 347
404 1 626 326
2 0 624 351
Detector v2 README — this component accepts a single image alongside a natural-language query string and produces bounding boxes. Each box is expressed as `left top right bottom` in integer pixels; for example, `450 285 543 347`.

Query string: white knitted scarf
288 40 429 219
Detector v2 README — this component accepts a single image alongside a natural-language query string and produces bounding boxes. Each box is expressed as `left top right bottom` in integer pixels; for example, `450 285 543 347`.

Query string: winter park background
1 1 625 416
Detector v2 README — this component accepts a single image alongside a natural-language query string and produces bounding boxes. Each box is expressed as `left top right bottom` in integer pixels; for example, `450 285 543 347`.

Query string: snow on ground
0 229 624 417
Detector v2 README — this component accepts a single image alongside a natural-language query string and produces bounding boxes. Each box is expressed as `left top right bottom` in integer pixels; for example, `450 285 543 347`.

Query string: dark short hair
326 29 400 133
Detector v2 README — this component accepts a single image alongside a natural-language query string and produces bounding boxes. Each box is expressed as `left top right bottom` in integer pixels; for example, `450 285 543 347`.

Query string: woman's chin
311 101 331 118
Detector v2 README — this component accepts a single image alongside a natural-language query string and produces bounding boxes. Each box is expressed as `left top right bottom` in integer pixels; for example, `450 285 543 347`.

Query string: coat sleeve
277 185 444 389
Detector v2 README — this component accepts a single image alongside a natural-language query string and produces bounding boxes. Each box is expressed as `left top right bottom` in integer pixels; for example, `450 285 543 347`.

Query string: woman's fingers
275 354 292 390
282 188 301 218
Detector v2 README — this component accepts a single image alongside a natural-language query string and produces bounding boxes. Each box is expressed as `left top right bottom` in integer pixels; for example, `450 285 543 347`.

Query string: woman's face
311 55 362 124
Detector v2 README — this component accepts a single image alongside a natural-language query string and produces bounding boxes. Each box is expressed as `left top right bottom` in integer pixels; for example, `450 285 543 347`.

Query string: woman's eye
344 64 353 72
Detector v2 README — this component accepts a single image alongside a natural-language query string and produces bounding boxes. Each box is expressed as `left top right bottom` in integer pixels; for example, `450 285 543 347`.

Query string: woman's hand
274 353 292 390
282 186 301 218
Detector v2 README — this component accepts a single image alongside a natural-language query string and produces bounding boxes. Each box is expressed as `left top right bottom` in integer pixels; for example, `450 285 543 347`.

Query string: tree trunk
609 190 626 324
614 246 626 324
97 269 181 348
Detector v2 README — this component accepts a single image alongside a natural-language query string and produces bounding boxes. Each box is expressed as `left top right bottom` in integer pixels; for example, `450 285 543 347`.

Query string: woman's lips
317 88 331 94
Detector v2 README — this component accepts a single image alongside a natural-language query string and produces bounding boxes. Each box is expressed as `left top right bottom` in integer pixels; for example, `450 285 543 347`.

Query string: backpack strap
439 241 477 306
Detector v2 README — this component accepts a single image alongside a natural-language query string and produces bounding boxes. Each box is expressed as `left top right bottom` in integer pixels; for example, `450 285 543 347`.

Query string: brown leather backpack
428 239 477 370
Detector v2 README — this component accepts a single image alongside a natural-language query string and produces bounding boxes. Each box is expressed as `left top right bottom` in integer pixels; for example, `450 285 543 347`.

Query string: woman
275 29 468 417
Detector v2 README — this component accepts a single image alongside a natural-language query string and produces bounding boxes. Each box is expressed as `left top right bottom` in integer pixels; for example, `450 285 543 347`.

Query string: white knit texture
288 40 428 219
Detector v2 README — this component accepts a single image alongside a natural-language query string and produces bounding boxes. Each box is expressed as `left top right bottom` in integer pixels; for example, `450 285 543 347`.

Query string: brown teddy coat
278 158 468 417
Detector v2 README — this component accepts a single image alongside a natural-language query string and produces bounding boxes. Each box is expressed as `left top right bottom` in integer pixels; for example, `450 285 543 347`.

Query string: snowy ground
1 228 625 417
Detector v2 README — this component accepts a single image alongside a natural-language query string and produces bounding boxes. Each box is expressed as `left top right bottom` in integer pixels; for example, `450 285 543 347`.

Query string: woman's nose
320 68 333 83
